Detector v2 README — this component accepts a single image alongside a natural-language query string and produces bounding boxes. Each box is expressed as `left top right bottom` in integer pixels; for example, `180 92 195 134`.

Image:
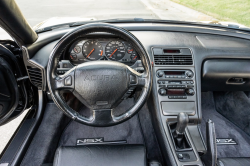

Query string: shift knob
176 112 189 134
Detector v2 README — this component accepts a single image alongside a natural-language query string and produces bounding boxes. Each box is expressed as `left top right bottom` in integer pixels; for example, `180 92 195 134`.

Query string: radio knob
159 89 167 95
186 88 195 95
185 71 193 78
157 71 164 77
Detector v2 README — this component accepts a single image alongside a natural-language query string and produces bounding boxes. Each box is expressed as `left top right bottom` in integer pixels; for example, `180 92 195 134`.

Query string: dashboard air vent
27 66 43 88
154 54 193 65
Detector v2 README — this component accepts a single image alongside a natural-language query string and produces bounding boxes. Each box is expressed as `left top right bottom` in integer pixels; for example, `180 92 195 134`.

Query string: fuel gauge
69 54 77 60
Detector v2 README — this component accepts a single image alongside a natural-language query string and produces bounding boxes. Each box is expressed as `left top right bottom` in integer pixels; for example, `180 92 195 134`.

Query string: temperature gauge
130 52 138 62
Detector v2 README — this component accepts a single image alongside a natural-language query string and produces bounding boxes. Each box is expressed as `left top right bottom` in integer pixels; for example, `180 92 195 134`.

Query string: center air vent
27 66 43 89
153 48 193 65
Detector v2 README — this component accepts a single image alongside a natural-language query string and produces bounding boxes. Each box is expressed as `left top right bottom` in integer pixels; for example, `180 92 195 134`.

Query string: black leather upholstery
149 160 162 166
217 158 250 166
53 145 147 166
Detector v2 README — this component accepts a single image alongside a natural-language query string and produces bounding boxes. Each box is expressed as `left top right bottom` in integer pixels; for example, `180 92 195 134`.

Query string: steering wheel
47 23 152 126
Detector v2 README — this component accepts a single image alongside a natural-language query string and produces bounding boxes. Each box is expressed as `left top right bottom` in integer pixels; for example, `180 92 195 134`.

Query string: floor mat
59 98 144 146
214 91 250 136
201 92 250 158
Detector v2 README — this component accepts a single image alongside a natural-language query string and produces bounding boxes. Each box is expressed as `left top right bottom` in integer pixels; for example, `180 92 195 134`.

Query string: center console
157 69 196 116
151 47 205 166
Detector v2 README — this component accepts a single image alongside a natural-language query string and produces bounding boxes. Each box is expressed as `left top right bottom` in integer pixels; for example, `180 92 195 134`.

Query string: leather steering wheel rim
47 23 152 126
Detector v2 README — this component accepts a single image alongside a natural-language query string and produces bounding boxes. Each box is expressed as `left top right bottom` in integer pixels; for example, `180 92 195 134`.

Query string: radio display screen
167 89 185 95
164 71 185 75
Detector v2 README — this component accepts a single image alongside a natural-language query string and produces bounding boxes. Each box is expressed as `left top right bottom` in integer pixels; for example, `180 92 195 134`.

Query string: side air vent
153 48 193 65
27 66 43 88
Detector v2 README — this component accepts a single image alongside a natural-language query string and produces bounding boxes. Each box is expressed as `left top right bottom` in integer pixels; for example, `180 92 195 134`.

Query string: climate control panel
158 81 195 99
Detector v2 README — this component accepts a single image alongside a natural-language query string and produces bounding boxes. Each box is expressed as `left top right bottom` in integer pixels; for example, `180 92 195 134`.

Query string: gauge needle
100 50 103 56
86 48 95 58
109 49 117 58
133 56 137 60
74 48 78 52
128 49 133 52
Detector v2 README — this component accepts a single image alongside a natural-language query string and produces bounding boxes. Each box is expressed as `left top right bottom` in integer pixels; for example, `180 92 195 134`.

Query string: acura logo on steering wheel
84 75 118 81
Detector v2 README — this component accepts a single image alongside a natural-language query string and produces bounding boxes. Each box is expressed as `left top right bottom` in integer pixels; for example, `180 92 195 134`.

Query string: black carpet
21 103 70 166
20 97 163 165
138 103 164 164
214 91 250 136
201 92 250 158
59 98 144 146
59 98 163 163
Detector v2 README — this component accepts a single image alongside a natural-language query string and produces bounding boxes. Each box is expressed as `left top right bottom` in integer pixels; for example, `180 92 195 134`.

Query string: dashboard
22 22 250 166
65 38 140 65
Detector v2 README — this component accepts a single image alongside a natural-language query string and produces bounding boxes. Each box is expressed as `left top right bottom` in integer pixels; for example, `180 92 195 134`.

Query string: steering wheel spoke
53 68 75 91
127 68 146 88
92 109 115 126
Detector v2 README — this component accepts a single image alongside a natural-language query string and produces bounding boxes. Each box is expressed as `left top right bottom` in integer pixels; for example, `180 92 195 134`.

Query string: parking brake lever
202 119 217 166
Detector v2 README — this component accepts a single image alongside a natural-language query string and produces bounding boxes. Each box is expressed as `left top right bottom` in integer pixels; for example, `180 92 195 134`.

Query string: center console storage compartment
161 102 196 115
202 59 250 91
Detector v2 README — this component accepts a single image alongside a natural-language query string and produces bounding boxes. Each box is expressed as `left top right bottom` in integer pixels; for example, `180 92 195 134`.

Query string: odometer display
105 41 125 61
82 40 103 60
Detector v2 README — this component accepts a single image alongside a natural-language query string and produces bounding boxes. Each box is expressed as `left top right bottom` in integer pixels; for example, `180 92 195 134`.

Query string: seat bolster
149 160 162 166
53 145 146 166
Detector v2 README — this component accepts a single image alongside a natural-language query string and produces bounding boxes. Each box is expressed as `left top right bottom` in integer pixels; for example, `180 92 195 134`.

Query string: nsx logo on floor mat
216 138 237 145
76 137 127 145
77 137 104 145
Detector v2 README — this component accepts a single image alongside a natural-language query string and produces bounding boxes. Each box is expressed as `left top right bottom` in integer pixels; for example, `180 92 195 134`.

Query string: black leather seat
217 158 250 166
53 144 161 166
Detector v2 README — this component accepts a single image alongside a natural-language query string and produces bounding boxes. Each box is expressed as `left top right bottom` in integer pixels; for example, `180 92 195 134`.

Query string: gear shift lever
173 112 190 150
176 112 189 135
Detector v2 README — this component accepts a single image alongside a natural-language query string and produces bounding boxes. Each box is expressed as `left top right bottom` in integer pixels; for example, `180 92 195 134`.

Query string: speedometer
105 41 125 61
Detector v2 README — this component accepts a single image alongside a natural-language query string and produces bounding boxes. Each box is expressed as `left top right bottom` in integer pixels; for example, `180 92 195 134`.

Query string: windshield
15 0 249 28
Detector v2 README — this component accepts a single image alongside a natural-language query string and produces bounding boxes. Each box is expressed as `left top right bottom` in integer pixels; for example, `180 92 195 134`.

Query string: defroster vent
153 48 193 65
27 66 43 88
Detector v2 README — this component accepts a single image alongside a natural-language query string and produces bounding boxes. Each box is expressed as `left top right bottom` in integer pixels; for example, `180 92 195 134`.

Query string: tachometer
82 40 103 60
105 41 125 61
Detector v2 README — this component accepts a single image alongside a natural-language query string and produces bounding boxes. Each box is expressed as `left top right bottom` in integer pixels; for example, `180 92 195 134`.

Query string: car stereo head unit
157 70 194 79
156 70 195 99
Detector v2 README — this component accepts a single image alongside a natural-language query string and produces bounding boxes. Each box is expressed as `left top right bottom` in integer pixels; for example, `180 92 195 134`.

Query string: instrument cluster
67 38 140 65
